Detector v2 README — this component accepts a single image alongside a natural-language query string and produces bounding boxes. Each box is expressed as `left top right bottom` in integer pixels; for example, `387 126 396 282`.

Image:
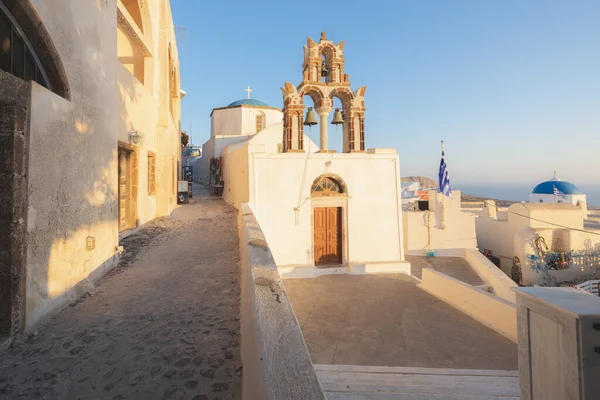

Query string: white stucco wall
475 202 600 284
25 0 120 330
117 65 159 225
221 123 319 209
475 208 515 275
196 134 253 184
210 106 282 137
403 190 477 251
197 105 283 184
22 0 181 331
222 145 249 207
247 151 405 268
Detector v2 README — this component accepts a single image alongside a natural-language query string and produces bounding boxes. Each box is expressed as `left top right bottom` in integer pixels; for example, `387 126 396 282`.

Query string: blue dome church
530 172 587 213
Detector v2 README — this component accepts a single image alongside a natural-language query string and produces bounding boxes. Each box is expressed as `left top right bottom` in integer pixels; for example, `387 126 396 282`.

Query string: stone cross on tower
245 86 252 99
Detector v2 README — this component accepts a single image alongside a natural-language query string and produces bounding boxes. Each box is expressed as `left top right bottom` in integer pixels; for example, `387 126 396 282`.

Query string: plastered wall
21 0 181 331
249 151 405 267
403 190 477 251
210 106 282 137
476 202 600 285
25 0 120 330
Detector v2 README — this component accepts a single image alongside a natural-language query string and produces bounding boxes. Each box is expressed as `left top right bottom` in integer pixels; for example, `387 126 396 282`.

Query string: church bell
303 107 318 127
331 108 344 125
321 62 328 77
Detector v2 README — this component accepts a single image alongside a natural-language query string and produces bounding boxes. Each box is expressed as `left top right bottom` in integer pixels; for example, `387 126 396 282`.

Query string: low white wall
238 203 326 400
464 249 518 303
514 287 600 399
403 212 477 251
420 268 517 342
474 209 514 274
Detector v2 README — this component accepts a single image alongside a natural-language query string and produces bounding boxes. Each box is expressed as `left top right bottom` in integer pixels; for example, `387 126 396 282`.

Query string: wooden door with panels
118 148 130 232
314 207 342 266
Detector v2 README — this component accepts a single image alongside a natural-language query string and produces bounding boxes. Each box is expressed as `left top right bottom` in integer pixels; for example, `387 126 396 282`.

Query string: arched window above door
311 175 347 197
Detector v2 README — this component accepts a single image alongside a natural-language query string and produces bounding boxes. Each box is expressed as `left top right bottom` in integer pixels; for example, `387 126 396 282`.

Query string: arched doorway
311 175 347 266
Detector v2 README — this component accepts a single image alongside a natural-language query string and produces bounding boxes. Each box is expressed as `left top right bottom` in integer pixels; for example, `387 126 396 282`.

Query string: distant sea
454 183 600 207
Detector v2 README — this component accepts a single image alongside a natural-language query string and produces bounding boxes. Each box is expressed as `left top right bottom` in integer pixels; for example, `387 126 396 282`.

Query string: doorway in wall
118 146 138 232
311 174 347 267
118 148 131 232
313 206 342 266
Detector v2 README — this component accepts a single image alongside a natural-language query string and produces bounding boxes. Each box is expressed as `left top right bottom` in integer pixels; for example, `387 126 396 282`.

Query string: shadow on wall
15 0 166 332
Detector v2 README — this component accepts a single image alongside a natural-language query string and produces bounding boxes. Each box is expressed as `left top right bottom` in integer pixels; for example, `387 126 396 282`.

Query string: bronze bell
331 108 344 125
321 62 328 77
304 107 318 127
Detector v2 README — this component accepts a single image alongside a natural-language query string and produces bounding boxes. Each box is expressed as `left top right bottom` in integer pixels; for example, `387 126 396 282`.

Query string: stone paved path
0 184 242 400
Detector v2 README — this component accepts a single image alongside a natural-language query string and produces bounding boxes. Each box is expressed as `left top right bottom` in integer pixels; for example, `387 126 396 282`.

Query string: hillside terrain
401 176 437 189
401 176 516 207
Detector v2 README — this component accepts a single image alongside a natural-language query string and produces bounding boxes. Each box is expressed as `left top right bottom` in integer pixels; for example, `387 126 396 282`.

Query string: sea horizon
453 183 600 206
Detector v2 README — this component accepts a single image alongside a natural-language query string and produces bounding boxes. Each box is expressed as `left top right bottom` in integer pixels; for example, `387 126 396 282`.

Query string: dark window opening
418 200 429 211
0 4 50 89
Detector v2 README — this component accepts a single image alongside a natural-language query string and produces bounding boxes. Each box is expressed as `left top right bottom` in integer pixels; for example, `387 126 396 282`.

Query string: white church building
219 32 409 274
530 172 587 214
194 96 283 184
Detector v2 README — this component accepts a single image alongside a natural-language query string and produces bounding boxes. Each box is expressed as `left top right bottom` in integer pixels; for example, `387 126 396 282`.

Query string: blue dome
227 99 270 107
532 180 583 195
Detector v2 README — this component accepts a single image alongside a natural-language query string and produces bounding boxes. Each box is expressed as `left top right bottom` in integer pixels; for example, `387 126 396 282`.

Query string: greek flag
438 150 452 198
553 186 567 200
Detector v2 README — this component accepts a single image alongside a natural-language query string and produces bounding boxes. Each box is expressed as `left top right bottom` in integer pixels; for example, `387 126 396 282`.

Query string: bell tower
281 32 367 153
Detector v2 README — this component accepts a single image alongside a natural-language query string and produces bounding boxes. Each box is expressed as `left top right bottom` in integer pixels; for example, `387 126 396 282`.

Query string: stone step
315 364 519 400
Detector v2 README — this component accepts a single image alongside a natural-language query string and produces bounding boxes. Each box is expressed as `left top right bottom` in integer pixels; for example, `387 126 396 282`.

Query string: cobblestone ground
0 185 242 400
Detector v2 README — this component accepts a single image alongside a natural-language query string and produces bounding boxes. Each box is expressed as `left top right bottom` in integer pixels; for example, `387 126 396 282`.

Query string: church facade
0 0 183 337
220 33 409 273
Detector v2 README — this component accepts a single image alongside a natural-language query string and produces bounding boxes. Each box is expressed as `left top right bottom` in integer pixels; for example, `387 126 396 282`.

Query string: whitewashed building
220 32 409 274
475 200 598 285
194 97 283 184
530 173 587 215
0 0 183 337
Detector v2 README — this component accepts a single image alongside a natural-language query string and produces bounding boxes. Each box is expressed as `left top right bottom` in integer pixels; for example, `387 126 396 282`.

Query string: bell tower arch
281 31 366 153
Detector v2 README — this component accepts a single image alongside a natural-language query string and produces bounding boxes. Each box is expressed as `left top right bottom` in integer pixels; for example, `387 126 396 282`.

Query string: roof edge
210 104 282 117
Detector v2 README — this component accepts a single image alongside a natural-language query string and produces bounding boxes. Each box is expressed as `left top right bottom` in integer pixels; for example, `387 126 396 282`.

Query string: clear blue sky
172 0 600 186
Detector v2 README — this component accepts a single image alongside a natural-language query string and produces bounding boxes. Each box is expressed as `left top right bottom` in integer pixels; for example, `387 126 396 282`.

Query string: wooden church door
313 207 342 266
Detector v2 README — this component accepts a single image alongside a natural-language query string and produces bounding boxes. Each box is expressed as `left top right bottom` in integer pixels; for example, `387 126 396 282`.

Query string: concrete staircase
315 364 519 400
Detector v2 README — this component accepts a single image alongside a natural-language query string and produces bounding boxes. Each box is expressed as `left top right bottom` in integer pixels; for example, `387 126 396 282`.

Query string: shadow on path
0 186 242 400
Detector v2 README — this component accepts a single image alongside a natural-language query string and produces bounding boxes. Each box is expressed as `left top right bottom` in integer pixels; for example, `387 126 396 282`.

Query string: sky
171 0 600 186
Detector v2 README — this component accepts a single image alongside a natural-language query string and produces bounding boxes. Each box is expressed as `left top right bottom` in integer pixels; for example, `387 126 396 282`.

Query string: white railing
576 280 600 296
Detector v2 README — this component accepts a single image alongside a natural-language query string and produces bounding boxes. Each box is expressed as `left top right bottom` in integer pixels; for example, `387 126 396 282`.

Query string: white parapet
514 287 600 400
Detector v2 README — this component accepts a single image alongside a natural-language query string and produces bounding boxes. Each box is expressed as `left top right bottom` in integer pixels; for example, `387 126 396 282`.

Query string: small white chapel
530 172 587 214
219 32 410 273
194 92 283 184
